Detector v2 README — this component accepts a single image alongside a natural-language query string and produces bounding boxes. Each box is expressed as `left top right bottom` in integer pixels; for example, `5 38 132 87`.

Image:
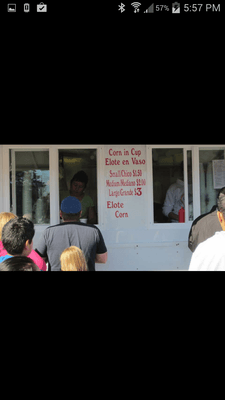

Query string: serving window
58 149 98 224
152 148 193 223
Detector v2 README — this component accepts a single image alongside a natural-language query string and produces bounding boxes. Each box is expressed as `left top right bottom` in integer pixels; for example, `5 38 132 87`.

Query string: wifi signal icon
131 2 141 12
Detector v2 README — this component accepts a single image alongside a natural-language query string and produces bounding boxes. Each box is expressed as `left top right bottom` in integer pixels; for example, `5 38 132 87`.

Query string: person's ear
217 211 225 230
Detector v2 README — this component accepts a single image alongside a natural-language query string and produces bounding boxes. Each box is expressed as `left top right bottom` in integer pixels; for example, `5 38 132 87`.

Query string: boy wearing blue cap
35 196 107 271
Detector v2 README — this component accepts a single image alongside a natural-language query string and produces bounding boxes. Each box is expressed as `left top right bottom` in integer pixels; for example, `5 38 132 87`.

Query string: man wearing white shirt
189 190 225 271
162 178 184 222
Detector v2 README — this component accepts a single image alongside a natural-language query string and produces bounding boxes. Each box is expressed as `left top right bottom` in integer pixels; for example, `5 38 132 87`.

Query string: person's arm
95 252 108 264
35 231 48 262
88 206 97 224
95 228 107 263
168 212 179 221
162 187 175 218
35 249 48 263
188 223 194 251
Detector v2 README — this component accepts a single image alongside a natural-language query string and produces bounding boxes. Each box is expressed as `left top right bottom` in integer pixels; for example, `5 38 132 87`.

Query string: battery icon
24 3 30 12
172 2 180 13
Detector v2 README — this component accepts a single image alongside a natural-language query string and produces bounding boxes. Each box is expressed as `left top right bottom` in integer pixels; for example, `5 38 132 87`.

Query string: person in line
60 246 88 271
162 165 184 223
0 212 47 271
0 217 35 263
70 170 96 224
188 187 225 252
189 189 225 271
0 256 40 271
35 196 107 271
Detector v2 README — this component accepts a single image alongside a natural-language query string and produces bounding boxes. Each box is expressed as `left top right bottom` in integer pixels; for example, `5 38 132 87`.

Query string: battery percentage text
155 5 170 11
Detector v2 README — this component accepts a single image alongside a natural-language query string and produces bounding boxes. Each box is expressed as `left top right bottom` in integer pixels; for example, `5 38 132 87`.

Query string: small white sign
213 160 225 189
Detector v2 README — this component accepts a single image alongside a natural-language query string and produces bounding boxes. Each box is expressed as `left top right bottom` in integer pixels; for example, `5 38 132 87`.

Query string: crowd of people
1 184 225 271
0 195 107 272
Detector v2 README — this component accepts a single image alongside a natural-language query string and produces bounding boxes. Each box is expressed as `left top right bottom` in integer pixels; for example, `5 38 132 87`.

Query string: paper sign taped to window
213 160 225 189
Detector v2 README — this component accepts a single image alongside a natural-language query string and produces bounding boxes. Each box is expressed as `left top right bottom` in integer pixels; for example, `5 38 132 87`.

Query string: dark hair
61 211 81 221
0 256 39 271
2 217 35 255
70 171 88 189
217 187 225 218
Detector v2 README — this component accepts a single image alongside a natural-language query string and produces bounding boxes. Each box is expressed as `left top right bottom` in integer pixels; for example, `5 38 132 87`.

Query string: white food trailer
0 144 224 270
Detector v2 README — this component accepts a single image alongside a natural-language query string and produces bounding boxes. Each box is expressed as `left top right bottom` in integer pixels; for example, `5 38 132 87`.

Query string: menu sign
104 146 147 229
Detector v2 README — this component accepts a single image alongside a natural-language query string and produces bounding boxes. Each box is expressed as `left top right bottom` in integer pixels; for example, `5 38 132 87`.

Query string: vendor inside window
70 170 96 224
153 149 185 223
59 149 97 224
162 162 184 222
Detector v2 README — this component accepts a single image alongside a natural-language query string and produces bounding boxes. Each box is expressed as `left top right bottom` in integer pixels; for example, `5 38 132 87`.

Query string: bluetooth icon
118 3 125 12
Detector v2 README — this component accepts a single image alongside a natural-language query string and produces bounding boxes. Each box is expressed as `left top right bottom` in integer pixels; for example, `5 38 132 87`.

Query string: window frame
10 148 51 223
2 145 102 229
57 146 100 226
2 144 225 233
147 145 193 228
198 145 225 215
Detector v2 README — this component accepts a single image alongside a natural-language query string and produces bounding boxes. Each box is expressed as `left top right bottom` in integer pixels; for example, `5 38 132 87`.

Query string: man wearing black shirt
188 187 225 252
35 196 107 271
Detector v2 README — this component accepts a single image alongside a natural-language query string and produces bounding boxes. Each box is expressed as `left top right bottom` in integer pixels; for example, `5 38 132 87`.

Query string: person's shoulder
41 223 65 239
44 223 62 231
83 194 92 200
192 209 217 227
167 182 178 191
82 194 94 204
78 222 100 232
214 231 225 243
196 231 225 251
29 249 46 264
0 254 13 262
77 223 103 238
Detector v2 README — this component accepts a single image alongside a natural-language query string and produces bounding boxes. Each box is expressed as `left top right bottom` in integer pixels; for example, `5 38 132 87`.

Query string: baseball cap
61 196 82 213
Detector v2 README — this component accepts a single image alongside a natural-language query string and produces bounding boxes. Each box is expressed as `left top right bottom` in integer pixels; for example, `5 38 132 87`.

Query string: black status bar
2 1 50 13
1 1 222 15
117 2 222 14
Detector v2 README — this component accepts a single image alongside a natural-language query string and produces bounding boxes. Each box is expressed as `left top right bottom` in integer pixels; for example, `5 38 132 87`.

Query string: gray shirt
35 222 107 271
188 209 222 252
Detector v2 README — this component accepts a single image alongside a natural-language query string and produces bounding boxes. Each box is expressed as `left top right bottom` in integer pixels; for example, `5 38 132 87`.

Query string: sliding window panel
199 147 225 214
10 150 50 224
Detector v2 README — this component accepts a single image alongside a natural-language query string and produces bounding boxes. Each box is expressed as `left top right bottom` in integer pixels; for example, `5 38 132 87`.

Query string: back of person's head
60 246 88 271
0 256 40 271
60 196 82 221
0 212 17 240
2 217 34 256
217 187 225 218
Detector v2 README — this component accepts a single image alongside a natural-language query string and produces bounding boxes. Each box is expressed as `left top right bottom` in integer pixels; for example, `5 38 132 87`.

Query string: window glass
59 149 98 224
10 150 50 224
153 149 184 223
199 147 225 214
187 150 193 221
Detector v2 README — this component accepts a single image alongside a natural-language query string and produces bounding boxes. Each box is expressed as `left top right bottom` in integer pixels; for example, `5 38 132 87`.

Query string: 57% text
155 5 170 11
